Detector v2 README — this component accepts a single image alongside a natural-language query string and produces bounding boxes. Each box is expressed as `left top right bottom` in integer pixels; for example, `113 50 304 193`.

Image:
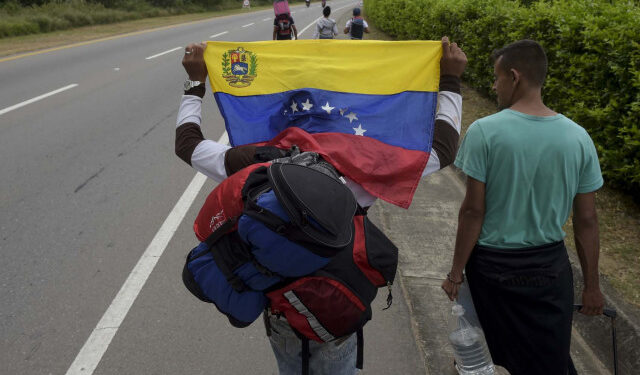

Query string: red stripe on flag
264 127 429 209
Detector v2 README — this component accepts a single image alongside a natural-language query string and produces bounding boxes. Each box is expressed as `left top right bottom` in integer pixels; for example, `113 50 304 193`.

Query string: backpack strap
254 146 289 162
244 195 291 234
208 239 252 293
204 218 237 247
186 218 237 263
356 328 364 369
263 308 272 337
301 338 310 375
206 231 258 293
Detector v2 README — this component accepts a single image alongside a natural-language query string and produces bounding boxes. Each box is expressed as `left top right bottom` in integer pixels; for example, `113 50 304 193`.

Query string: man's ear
510 69 521 86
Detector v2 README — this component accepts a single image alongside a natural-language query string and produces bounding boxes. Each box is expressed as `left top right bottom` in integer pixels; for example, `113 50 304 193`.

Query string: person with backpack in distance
441 40 605 375
344 8 369 40
273 12 298 40
178 37 467 374
313 6 338 39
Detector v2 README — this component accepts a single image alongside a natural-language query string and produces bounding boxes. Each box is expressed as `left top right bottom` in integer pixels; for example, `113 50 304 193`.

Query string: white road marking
263 17 271 21
145 46 182 60
64 132 229 375
0 84 78 116
298 18 321 37
210 31 229 38
242 22 255 28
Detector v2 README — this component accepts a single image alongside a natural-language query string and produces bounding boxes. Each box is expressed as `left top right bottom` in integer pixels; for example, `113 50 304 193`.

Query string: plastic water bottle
448 303 495 375
457 278 481 328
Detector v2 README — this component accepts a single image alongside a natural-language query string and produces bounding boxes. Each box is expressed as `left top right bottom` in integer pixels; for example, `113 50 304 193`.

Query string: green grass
0 0 179 38
0 5 273 58
0 0 284 40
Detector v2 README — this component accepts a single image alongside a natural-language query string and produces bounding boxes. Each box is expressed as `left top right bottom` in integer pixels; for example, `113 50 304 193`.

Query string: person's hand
182 42 208 82
441 271 464 301
579 287 605 316
440 36 467 78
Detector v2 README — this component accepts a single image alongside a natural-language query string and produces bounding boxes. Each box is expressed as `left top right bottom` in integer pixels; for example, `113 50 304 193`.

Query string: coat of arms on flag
222 47 257 88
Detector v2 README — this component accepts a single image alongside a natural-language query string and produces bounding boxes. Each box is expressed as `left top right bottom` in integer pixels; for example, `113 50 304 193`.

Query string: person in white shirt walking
313 6 338 39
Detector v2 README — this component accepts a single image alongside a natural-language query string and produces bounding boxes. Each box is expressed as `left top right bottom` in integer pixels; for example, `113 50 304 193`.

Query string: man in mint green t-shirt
441 40 604 375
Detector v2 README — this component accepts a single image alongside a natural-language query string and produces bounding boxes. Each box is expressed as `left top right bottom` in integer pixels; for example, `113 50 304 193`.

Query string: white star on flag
353 124 367 136
290 100 299 113
340 108 347 116
321 102 335 114
345 112 358 123
301 98 314 111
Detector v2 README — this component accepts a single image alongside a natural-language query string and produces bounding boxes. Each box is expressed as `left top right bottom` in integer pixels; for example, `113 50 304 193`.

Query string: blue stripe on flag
214 89 437 151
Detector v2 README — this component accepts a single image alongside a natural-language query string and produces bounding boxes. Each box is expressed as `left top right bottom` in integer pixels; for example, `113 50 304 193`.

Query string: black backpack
350 17 364 39
276 14 292 39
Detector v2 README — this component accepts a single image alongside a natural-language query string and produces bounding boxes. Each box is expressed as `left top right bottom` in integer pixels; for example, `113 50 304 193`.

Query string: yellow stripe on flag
204 40 441 96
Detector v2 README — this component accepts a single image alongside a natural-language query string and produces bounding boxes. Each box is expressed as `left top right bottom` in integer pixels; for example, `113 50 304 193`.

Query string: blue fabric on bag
186 242 280 324
185 188 332 325
238 190 331 277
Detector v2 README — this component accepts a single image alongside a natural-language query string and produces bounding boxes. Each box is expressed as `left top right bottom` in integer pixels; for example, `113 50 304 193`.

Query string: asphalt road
0 2 426 374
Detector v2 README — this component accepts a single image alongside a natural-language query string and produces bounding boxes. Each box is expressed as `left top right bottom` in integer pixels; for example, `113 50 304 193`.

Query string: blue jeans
267 314 359 375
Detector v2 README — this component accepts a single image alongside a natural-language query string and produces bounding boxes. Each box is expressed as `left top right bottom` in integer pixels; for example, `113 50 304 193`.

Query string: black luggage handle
572 304 618 375
573 303 617 318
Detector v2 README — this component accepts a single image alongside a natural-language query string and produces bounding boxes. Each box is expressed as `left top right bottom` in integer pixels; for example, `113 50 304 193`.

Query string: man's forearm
176 93 205 165
175 92 230 182
574 216 601 290
422 75 462 177
450 205 484 275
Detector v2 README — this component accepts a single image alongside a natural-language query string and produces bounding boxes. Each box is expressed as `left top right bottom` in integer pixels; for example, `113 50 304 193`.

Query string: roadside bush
28 14 70 32
0 19 39 37
367 0 640 196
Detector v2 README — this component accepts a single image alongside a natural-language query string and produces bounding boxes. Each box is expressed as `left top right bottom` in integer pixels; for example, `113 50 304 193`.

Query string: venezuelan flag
204 40 442 208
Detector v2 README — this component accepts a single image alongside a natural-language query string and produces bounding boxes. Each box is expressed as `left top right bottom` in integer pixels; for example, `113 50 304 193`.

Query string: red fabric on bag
193 163 269 241
352 215 386 286
267 277 366 341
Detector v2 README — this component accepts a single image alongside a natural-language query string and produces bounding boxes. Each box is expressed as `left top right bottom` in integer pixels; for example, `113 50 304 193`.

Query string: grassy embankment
0 1 275 58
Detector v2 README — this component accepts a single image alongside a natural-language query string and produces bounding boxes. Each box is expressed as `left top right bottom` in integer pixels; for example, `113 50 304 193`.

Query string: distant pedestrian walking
442 39 605 375
313 6 338 39
344 8 369 39
273 13 298 40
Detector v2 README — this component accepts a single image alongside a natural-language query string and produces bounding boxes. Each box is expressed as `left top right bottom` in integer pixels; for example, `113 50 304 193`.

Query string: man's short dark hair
491 40 547 87
323 6 331 17
353 7 361 16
